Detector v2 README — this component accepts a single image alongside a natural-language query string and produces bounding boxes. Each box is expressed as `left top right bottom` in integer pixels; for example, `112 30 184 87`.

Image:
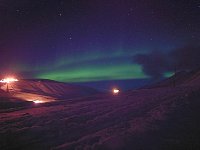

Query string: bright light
113 88 120 94
33 100 44 104
0 78 18 83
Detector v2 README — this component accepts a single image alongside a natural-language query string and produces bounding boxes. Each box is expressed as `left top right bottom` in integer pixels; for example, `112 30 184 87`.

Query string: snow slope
149 69 200 88
0 79 99 103
0 84 200 149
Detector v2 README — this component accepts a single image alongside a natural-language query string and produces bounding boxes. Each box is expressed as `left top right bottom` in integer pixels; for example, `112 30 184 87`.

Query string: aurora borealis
37 63 147 82
0 0 199 87
35 50 149 82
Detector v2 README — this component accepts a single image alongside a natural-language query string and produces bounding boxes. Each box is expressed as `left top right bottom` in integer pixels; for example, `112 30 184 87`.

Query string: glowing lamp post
0 78 18 92
112 88 120 95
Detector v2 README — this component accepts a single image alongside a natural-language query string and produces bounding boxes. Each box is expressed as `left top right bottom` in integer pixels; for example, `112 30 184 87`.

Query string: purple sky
0 0 199 86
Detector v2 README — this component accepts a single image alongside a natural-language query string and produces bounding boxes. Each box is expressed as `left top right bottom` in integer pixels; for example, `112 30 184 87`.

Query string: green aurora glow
164 72 174 78
16 48 176 82
14 49 150 82
37 63 148 82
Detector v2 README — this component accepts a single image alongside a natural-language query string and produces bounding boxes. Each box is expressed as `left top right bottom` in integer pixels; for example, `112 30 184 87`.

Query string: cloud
133 50 171 78
133 44 200 78
170 45 200 71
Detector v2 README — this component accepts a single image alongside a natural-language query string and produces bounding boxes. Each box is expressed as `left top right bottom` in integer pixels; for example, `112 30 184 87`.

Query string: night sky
0 0 199 87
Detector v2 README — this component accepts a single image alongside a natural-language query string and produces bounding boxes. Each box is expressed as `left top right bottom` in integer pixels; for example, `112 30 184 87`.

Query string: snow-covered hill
0 79 99 103
149 69 200 88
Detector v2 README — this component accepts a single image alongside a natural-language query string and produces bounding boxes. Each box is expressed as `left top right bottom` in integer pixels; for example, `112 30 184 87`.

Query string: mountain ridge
0 79 99 103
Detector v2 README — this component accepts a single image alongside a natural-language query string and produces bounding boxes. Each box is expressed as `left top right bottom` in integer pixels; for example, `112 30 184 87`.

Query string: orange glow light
113 88 120 94
0 78 18 83
33 100 44 104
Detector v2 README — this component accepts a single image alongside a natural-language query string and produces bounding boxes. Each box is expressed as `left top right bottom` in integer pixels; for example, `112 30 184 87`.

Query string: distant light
33 100 44 104
0 78 18 83
113 88 120 94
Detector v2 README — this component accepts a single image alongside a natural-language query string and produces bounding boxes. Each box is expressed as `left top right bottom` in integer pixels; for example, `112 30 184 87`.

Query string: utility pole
173 65 177 87
6 83 9 93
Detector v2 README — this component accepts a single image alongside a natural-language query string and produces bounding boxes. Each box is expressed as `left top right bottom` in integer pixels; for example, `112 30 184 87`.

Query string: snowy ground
0 84 200 150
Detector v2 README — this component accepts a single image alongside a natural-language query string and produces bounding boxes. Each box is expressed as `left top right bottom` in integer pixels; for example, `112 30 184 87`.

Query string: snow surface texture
0 71 200 150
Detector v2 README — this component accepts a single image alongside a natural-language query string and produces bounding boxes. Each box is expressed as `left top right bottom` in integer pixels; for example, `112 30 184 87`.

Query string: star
67 35 72 40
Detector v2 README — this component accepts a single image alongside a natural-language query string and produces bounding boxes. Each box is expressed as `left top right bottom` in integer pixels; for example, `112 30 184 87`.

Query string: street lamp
112 88 120 94
0 77 18 92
